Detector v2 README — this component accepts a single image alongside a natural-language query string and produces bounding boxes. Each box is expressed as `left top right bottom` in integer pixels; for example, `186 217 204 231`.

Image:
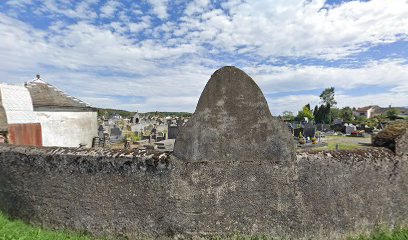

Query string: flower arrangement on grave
311 137 318 144
299 132 305 144
351 130 365 137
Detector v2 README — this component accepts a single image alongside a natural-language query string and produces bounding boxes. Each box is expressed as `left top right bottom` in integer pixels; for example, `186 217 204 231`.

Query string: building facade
26 78 97 147
0 84 42 146
0 76 97 148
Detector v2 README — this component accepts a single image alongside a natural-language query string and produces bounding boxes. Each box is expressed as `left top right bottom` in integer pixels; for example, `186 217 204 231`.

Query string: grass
307 135 371 152
0 212 94 240
326 142 361 151
1 211 407 240
348 228 408 240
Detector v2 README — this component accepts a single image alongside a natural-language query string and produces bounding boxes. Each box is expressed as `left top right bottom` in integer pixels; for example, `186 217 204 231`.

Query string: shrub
125 132 141 142
372 120 408 152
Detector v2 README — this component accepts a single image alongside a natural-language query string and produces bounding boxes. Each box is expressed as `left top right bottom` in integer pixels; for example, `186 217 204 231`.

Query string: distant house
25 76 98 147
354 105 408 119
353 105 380 119
0 84 42 146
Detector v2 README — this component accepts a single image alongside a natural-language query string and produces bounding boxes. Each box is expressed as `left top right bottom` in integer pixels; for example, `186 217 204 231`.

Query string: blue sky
0 0 408 114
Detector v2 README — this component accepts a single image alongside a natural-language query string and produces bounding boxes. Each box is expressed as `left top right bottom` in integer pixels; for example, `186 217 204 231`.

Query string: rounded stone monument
174 66 294 162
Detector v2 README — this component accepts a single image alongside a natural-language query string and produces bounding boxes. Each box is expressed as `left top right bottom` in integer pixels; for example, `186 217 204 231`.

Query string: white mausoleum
24 76 98 147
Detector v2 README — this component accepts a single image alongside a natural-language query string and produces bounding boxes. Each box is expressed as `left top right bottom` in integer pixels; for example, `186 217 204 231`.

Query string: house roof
25 79 95 111
355 105 379 112
354 105 408 116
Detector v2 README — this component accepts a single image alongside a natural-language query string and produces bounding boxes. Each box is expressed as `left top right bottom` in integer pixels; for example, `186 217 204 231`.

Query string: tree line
282 87 402 126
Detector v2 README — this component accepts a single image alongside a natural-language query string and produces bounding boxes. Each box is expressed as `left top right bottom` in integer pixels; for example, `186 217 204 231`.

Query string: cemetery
0 67 407 240
95 111 188 152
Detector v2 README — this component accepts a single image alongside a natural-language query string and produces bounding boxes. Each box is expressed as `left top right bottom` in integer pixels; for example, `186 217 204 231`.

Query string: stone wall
1 67 407 239
396 129 408 157
0 146 174 239
0 145 407 239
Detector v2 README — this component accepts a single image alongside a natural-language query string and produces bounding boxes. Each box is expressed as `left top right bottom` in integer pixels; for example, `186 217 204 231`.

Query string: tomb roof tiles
26 79 95 111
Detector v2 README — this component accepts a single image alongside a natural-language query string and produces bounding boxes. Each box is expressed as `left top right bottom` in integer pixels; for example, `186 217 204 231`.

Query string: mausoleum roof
25 79 95 111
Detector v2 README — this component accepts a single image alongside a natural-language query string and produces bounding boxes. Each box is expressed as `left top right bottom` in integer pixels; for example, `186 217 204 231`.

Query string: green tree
282 111 295 121
387 108 400 120
322 103 332 124
313 105 318 118
296 104 314 121
314 104 331 124
340 107 354 122
319 87 337 106
314 105 323 123
330 107 341 121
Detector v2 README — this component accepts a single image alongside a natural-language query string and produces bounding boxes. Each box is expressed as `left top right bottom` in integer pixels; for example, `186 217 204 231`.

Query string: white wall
0 84 39 124
35 111 97 148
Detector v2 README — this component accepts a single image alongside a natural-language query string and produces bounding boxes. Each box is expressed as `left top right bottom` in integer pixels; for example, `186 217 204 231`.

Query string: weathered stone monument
174 66 294 162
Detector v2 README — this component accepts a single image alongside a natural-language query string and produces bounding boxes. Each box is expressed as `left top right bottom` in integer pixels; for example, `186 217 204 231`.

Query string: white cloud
184 0 211 16
267 94 320 116
144 0 169 19
35 0 98 19
100 1 121 18
128 16 151 33
1 0 408 114
172 0 408 59
6 0 33 8
246 59 408 94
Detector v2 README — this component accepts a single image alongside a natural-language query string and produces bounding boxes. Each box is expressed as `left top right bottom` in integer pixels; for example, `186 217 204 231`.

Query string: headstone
92 137 100 148
102 133 109 147
168 124 180 139
333 118 343 125
173 66 294 161
345 124 357 134
303 125 316 138
98 125 105 139
110 126 122 137
293 128 304 138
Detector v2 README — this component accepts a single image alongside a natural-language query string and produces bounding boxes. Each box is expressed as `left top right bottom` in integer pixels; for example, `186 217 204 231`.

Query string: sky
0 0 408 115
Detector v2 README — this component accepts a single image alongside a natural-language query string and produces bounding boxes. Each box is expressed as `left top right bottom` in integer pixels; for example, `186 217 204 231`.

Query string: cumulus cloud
174 0 408 59
248 59 408 94
0 0 408 114
144 0 169 19
100 1 121 18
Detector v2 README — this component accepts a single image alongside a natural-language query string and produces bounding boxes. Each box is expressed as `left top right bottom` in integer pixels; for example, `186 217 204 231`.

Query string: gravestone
345 124 357 135
174 66 294 161
293 128 304 138
168 124 180 139
110 126 122 137
98 125 105 139
303 125 316 138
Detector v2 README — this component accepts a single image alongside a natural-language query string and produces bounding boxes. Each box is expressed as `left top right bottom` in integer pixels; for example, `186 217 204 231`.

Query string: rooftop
25 76 95 111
